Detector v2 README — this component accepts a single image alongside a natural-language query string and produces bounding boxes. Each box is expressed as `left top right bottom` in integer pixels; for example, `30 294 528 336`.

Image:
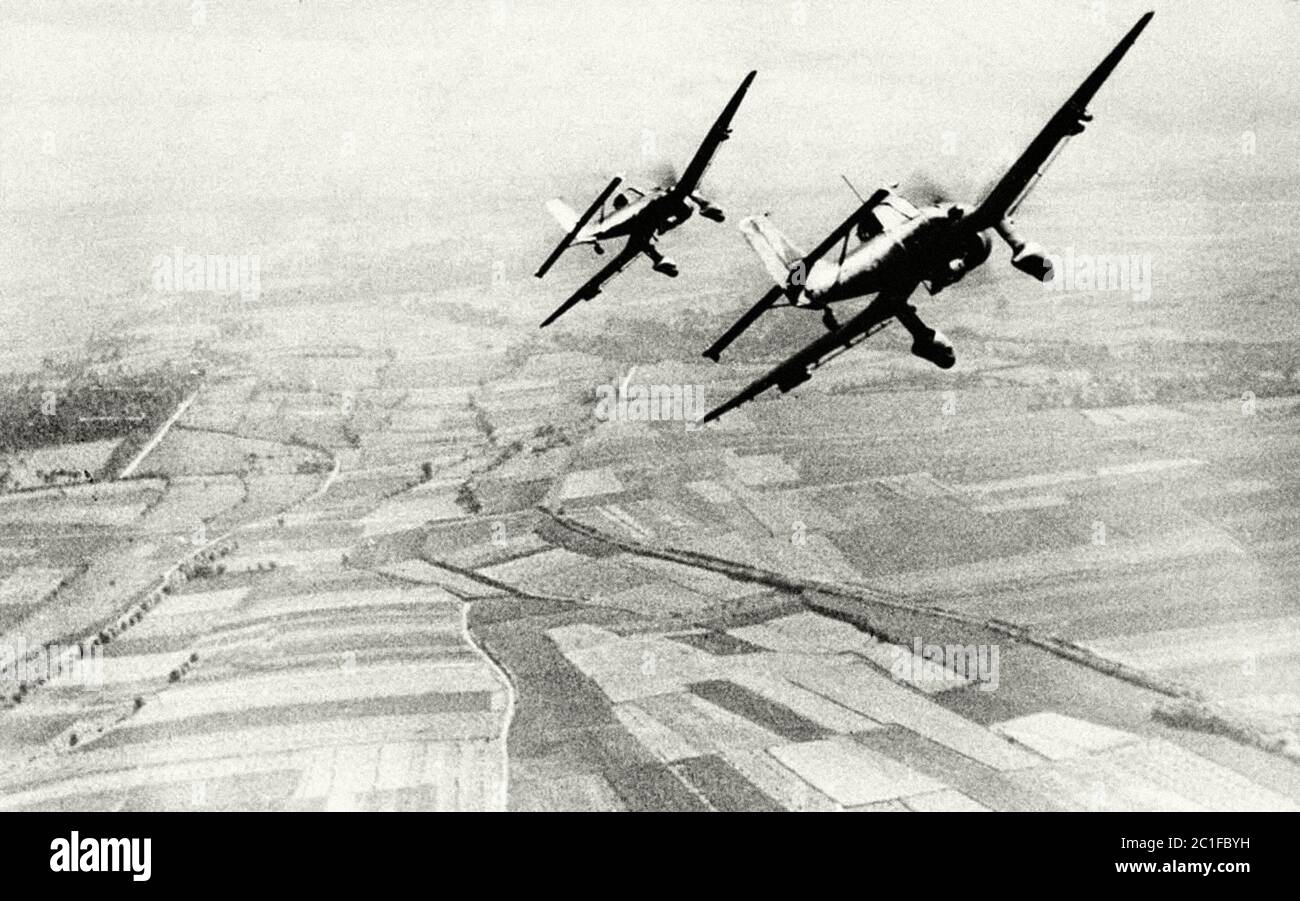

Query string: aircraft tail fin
535 176 622 279
739 214 806 288
545 199 579 233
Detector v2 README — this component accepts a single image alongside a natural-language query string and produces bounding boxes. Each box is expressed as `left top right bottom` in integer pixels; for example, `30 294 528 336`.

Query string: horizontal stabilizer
739 215 805 288
545 198 578 232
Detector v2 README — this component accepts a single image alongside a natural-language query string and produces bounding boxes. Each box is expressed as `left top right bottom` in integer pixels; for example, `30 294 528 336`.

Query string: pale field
137 428 322 477
0 492 156 528
0 566 68 607
1 438 121 487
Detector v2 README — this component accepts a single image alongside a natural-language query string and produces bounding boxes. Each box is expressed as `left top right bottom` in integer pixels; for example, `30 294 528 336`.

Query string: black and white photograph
0 0 1295 882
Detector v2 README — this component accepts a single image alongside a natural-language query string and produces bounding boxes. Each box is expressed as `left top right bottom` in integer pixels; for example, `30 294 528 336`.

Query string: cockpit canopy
611 186 646 211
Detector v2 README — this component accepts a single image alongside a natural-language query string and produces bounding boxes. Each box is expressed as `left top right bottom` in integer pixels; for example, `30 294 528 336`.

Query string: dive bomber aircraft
701 12 1154 423
535 71 757 328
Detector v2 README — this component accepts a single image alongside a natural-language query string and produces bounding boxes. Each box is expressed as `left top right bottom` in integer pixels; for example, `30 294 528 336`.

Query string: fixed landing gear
896 304 956 369
645 245 679 278
821 308 840 331
690 193 726 222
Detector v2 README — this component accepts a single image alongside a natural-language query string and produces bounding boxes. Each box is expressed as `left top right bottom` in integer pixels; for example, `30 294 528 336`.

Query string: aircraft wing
971 11 1153 228
536 175 623 279
702 284 785 362
800 188 893 266
539 241 642 328
670 70 757 201
701 282 916 423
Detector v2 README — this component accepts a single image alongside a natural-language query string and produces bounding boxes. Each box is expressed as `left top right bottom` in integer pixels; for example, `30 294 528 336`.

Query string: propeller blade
905 171 956 206
649 161 679 191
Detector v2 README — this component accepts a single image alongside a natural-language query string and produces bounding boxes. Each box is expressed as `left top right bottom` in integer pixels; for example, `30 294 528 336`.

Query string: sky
0 0 1296 348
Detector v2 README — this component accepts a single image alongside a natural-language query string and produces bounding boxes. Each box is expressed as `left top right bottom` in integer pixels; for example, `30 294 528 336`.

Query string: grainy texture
0 0 1297 816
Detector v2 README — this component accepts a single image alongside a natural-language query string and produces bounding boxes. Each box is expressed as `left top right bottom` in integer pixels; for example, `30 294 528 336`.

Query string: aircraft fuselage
576 190 695 245
803 206 993 305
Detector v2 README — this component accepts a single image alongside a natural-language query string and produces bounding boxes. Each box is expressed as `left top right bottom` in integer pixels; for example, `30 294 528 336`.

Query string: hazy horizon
1 0 1297 356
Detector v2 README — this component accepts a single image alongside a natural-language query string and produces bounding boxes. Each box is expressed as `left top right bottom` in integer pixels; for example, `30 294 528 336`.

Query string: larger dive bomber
702 13 1154 424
